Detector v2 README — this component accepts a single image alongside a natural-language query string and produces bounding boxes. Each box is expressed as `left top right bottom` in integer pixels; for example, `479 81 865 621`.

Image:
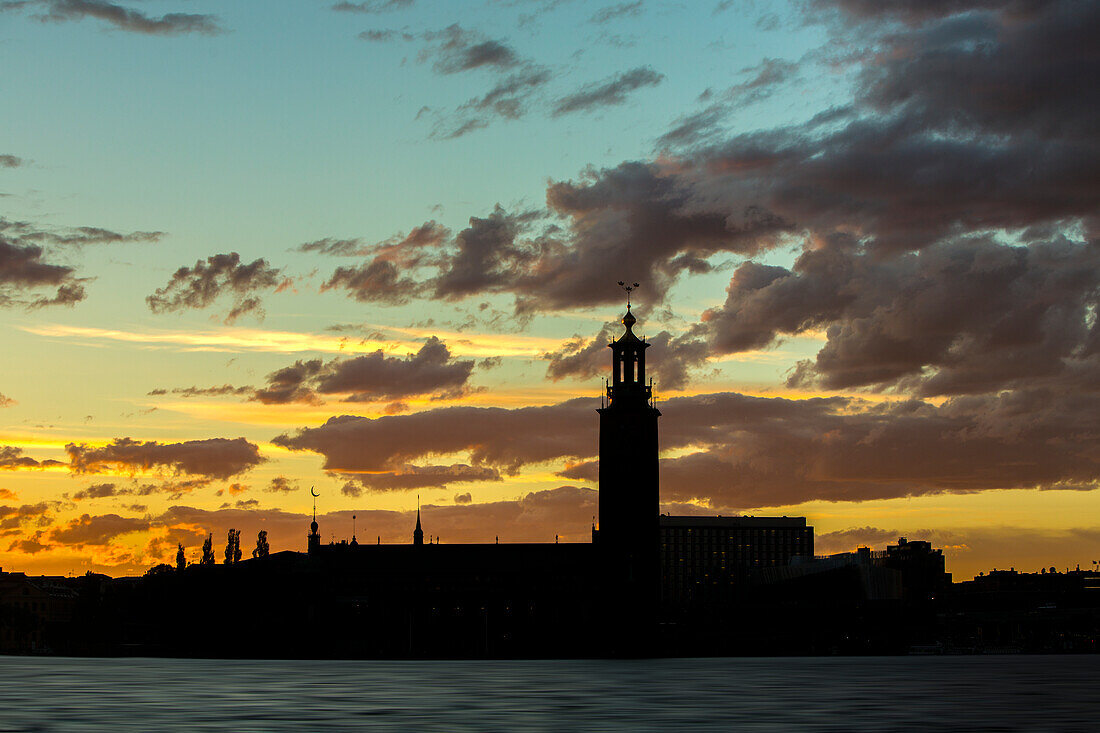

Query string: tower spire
413 496 424 546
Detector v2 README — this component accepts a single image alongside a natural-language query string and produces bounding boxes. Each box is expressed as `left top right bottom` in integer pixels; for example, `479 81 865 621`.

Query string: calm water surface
0 656 1096 731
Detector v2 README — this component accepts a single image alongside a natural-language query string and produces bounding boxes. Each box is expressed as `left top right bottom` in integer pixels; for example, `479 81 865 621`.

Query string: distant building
660 516 814 609
883 537 951 600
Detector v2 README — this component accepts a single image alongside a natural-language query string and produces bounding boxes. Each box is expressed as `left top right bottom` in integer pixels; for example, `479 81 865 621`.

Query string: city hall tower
598 301 661 612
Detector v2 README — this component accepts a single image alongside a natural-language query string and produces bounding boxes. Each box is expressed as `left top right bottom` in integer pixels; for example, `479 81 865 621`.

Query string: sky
2 0 1098 581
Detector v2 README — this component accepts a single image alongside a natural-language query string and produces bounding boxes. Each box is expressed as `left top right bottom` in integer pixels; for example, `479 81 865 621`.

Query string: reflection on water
0 656 1096 731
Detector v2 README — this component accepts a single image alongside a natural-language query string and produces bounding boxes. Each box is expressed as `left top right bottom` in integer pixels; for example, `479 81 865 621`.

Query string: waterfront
0 655 1096 731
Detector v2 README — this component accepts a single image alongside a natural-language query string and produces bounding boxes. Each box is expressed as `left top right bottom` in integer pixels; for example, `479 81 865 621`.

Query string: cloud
332 0 412 13
296 238 365 257
148 385 252 398
0 489 16 500
0 502 53 531
2 0 223 36
728 57 798 104
251 337 474 404
0 446 64 470
324 166 765 313
454 492 472 504
704 235 1100 396
265 476 299 494
146 253 285 323
49 513 151 546
66 437 263 480
0 393 14 407
278 383 1100 507
8 532 48 554
656 389 1100 509
347 463 501 491
321 221 447 303
273 397 596 478
72 482 119 500
552 66 664 116
420 24 521 74
0 155 24 168
590 1 643 24
0 237 86 308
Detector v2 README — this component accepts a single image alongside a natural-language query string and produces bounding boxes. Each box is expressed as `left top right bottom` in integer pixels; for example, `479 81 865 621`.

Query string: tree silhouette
176 543 186 572
253 529 269 559
200 534 215 566
224 528 241 565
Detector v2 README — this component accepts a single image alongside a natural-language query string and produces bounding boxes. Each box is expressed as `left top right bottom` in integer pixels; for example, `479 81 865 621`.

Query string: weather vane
618 281 640 307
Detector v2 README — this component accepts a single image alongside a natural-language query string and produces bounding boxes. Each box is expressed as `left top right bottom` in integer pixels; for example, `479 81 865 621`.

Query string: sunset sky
2 0 1097 580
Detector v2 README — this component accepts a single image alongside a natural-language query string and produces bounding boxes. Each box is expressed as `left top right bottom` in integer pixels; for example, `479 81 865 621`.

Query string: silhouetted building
660 516 814 608
883 537 951 601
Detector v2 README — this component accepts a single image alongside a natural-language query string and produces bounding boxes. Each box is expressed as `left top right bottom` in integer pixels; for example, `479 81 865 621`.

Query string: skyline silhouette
3 0 1100 585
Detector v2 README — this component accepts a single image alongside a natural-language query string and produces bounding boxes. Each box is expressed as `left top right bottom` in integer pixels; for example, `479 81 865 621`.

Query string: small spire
413 496 424 546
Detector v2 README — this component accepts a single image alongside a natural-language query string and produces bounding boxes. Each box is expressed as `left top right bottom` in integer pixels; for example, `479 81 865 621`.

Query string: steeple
413 498 424 546
596 282 661 638
307 486 321 554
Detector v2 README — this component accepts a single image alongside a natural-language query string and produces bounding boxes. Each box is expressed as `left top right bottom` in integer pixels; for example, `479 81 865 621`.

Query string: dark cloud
657 103 731 149
8 533 48 554
332 0 413 13
296 238 365 257
273 398 596 478
265 476 299 494
657 389 1100 509
728 57 798 104
279 384 1100 507
316 337 474 401
0 393 14 408
148 385 252 398
146 253 285 323
72 482 119 500
0 237 86 308
323 259 421 305
66 437 263 480
251 359 325 405
816 526 910 553
818 0 1028 25
2 0 223 35
0 155 24 168
552 66 664 116
251 338 474 404
328 165 769 313
590 1 643 24
0 502 53 531
704 236 1100 396
454 492 472 504
0 217 163 247
420 24 520 74
347 464 501 491
452 67 553 128
432 206 539 300
49 513 150 546
321 221 447 303
0 446 65 470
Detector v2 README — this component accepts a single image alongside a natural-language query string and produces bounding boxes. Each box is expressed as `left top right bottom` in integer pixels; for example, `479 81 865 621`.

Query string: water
0 656 1096 731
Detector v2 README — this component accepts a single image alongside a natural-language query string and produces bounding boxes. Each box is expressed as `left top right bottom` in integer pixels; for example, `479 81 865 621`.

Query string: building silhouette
16 304 1049 657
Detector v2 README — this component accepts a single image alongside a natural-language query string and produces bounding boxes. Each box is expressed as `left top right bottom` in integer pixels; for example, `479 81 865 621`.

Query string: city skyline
2 0 1098 580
